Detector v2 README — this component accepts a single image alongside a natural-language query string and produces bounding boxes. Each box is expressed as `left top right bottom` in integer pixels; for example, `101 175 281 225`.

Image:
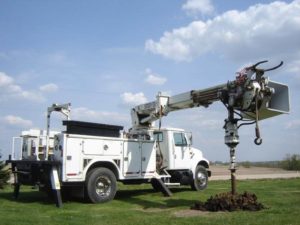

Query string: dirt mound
191 192 265 212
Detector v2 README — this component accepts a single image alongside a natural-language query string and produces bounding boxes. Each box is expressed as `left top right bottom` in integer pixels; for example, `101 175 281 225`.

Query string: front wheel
191 165 208 191
86 167 117 203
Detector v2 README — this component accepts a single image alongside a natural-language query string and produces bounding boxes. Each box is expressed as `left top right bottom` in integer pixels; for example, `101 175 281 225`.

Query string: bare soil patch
173 209 211 217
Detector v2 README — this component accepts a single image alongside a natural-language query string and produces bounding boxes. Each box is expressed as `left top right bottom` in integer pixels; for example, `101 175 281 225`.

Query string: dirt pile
192 192 265 212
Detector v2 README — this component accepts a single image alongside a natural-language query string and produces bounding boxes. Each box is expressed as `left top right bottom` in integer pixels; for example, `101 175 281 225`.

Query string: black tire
191 165 208 191
86 167 117 203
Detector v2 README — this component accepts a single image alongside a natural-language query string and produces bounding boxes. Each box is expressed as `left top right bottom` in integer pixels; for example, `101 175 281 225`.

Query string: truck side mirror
186 132 193 146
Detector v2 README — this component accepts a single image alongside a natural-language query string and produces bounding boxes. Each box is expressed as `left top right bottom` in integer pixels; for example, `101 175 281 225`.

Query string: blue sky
0 0 299 162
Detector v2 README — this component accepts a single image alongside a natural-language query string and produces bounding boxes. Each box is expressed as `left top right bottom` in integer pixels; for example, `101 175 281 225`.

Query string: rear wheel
86 167 117 203
191 165 208 191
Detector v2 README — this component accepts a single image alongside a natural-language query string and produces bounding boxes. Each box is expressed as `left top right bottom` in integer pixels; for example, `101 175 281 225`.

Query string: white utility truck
8 61 290 207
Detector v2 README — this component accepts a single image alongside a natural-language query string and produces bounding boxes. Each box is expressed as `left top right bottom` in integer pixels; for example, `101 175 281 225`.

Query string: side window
154 132 163 142
173 133 187 147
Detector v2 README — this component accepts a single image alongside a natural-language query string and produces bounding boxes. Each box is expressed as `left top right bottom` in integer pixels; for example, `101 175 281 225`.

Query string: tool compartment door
64 137 83 180
123 141 141 177
141 141 156 176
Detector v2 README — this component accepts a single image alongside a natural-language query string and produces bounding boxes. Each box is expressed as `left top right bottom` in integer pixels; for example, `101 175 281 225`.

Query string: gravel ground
209 165 300 180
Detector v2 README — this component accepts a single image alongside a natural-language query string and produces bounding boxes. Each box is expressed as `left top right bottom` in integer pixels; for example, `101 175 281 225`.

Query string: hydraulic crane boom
131 83 225 127
130 61 289 135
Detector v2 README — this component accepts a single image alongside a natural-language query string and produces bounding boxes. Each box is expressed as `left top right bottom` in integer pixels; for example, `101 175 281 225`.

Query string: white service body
52 128 209 183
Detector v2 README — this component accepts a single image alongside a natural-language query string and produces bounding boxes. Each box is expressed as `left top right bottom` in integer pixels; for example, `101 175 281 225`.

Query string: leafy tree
0 161 10 189
0 150 10 189
281 154 300 171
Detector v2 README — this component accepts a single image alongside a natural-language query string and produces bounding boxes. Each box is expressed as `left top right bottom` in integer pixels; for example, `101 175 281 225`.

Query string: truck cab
153 128 210 190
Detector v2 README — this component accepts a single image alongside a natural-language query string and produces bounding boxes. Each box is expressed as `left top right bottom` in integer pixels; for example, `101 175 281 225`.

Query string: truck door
173 132 190 169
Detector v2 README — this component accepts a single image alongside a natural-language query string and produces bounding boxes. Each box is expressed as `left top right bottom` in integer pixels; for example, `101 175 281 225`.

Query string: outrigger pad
53 189 63 208
13 183 20 199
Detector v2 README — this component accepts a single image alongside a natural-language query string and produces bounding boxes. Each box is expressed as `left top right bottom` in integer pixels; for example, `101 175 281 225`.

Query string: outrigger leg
50 166 63 208
13 176 20 199
151 178 172 197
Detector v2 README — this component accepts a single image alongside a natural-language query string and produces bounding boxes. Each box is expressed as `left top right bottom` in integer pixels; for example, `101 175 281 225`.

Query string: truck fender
192 160 210 179
83 159 120 181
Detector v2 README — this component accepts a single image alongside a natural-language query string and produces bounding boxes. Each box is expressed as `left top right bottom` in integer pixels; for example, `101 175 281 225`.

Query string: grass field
0 179 299 225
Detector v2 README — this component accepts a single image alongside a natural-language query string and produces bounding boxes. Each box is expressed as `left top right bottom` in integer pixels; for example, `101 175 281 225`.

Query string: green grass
0 179 299 225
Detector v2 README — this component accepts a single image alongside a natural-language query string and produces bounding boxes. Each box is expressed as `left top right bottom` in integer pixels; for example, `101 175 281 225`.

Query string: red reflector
67 173 77 176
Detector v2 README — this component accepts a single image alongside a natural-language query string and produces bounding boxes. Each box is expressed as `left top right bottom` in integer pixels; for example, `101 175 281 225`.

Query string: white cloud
2 115 33 128
0 50 73 67
39 83 59 93
0 72 45 102
121 92 148 106
164 105 225 131
285 120 300 129
48 52 66 63
287 59 300 73
0 52 9 60
196 119 222 130
72 107 129 125
146 0 300 62
145 68 167 85
0 72 14 86
45 51 73 67
182 0 214 17
0 50 34 61
20 91 44 101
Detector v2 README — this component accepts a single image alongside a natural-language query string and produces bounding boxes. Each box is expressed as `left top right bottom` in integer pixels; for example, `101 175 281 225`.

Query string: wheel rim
196 171 207 187
95 176 111 197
